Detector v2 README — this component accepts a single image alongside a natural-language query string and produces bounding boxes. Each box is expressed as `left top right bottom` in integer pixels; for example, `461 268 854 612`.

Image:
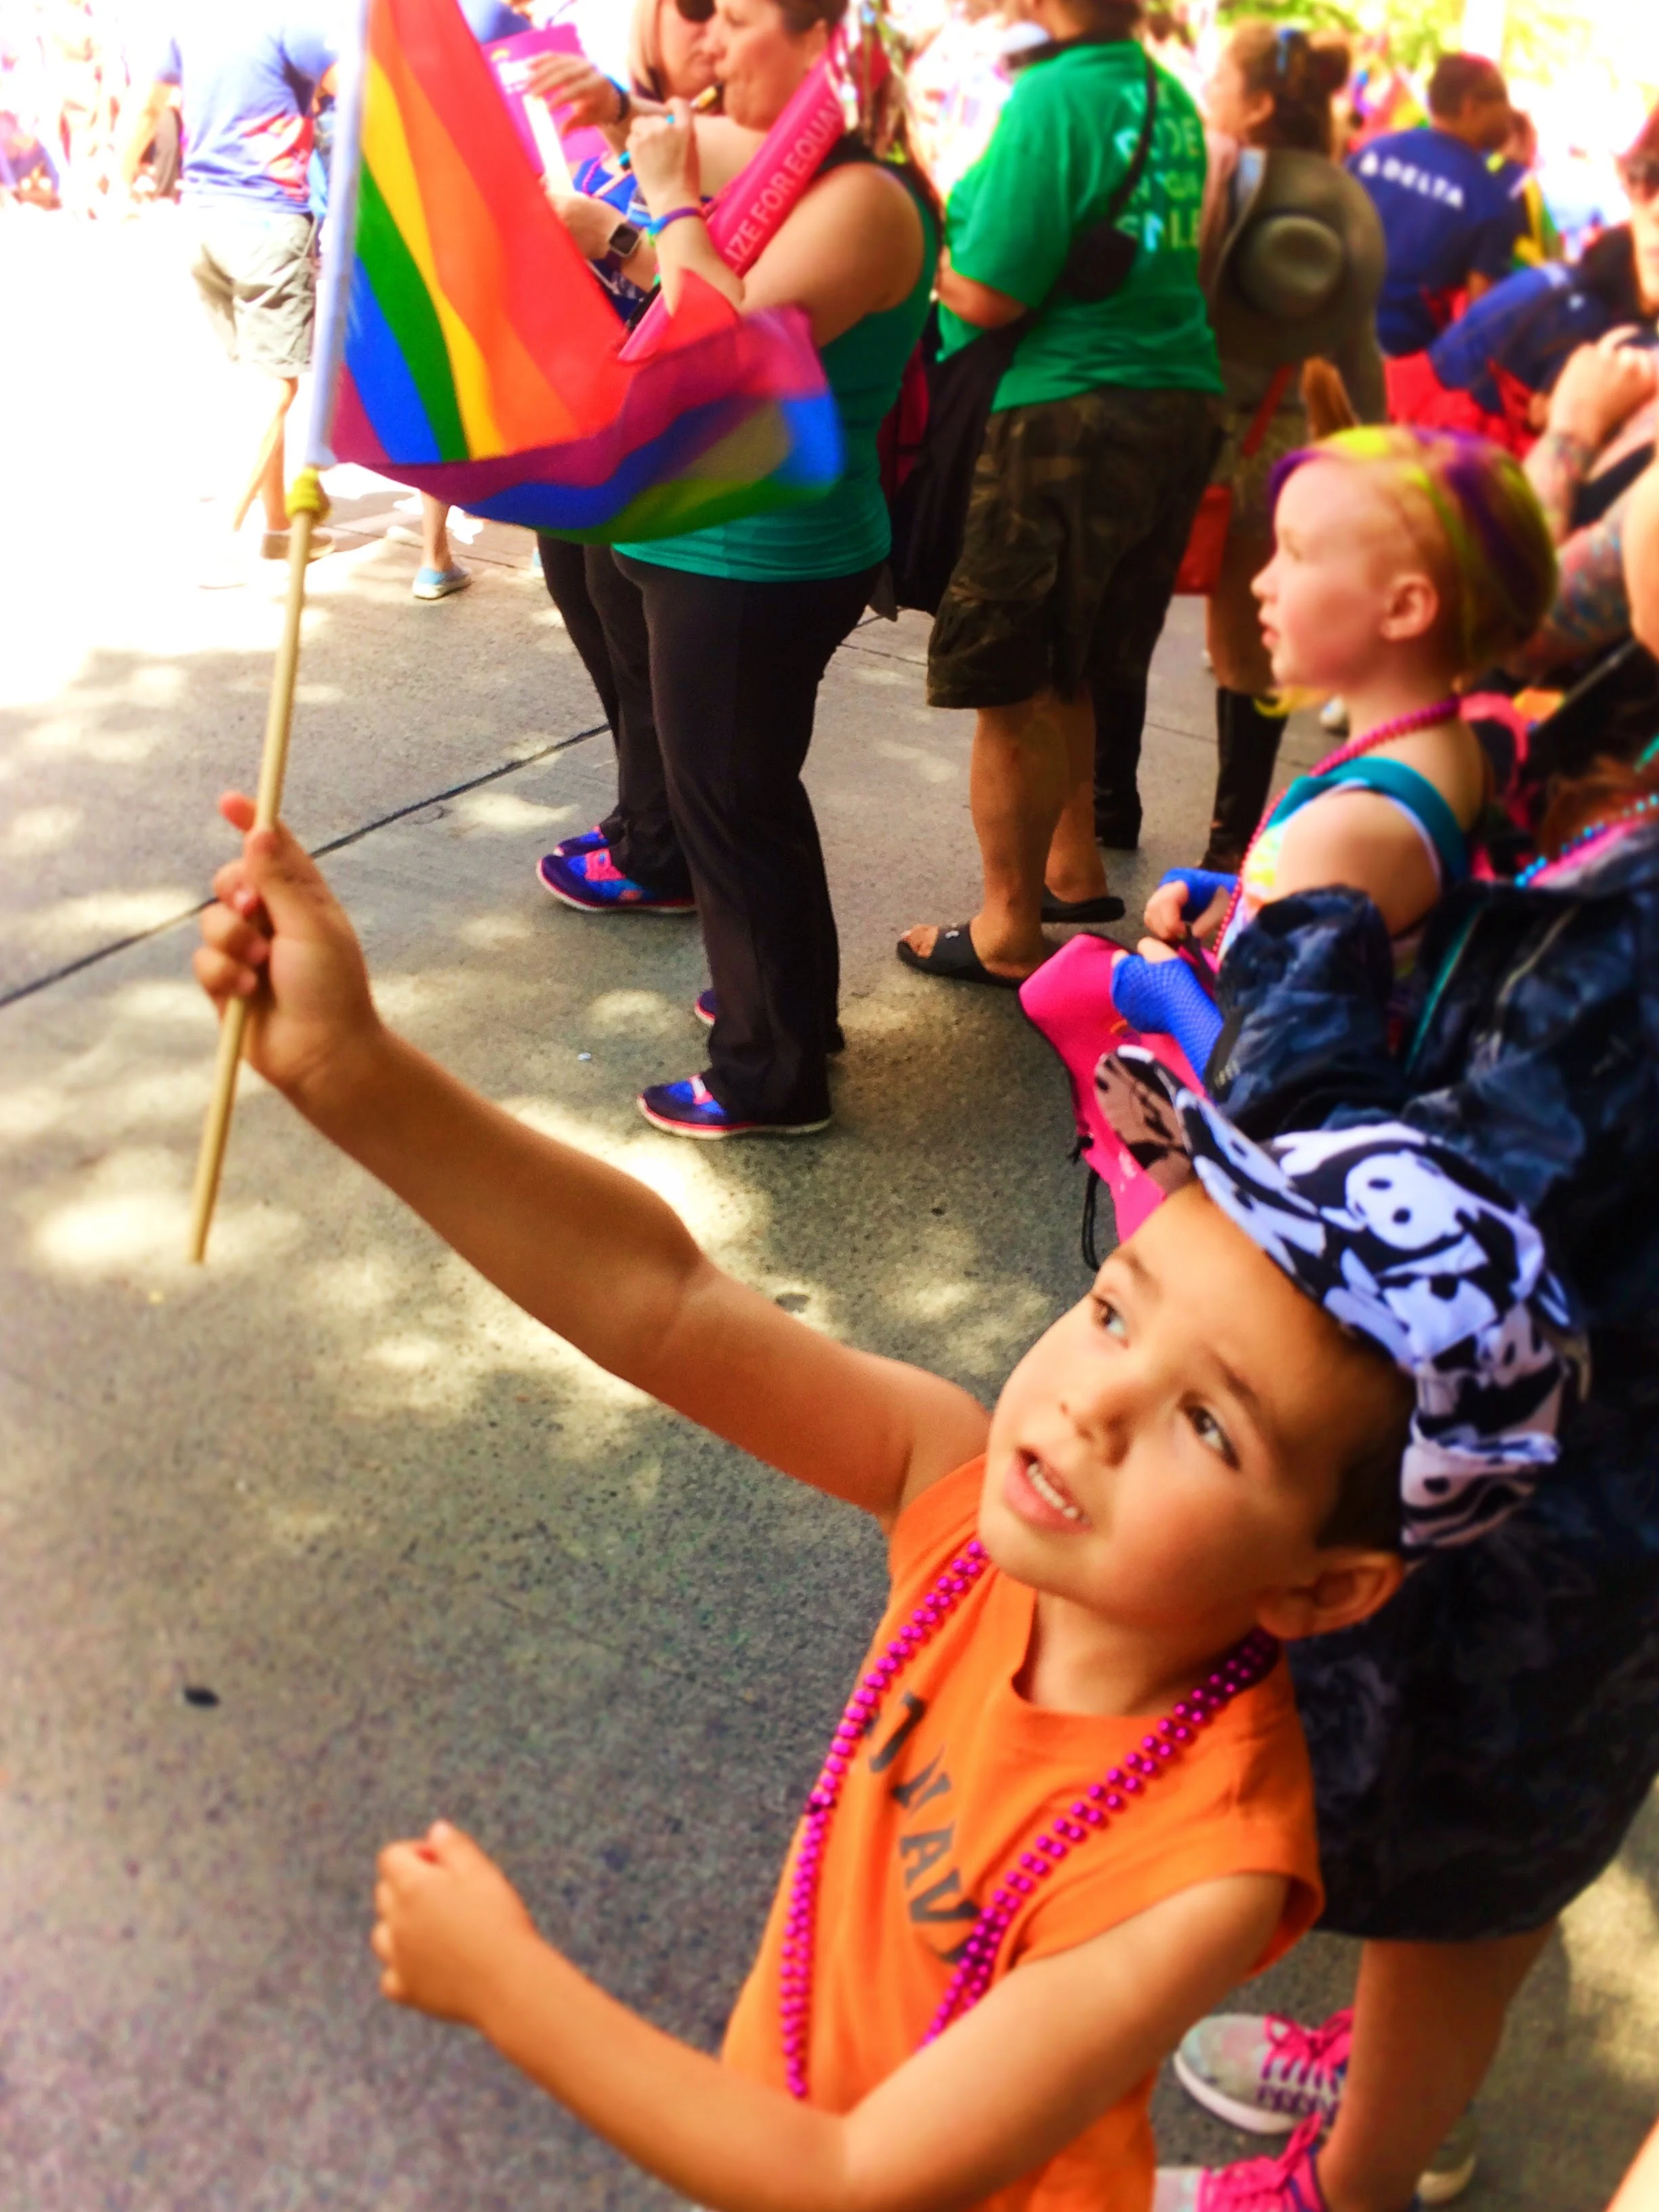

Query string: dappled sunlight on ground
1562 1844 1659 2091
451 790 575 836
24 886 203 949
26 1143 306 1278
5 804 84 855
871 735 962 784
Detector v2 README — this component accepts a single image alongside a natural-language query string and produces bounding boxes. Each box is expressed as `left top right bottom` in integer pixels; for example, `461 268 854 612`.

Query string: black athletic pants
536 535 621 740
586 550 876 1123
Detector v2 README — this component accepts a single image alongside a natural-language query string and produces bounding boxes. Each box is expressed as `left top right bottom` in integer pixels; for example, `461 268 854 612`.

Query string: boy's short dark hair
1317 1349 1413 1554
1428 52 1507 121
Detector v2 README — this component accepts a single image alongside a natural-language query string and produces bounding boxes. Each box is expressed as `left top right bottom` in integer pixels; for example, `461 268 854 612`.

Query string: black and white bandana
1094 1050 1586 1551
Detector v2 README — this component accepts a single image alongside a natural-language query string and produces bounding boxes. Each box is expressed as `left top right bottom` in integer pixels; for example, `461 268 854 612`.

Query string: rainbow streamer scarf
330 0 844 541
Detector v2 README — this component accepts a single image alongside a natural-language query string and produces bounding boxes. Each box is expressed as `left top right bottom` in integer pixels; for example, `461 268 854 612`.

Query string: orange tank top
722 1460 1324 2212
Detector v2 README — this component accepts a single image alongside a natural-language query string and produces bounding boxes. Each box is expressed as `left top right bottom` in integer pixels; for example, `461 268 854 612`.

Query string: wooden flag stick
186 476 325 1265
187 0 367 1265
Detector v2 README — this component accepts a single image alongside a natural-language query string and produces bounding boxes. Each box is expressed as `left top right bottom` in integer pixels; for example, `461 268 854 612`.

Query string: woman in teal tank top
615 221 936 583
537 0 937 1141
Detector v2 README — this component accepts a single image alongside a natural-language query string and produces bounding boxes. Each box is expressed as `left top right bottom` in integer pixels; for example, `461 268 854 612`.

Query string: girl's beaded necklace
1515 743 1659 888
1216 697 1462 947
779 1536 1280 2097
1515 792 1659 888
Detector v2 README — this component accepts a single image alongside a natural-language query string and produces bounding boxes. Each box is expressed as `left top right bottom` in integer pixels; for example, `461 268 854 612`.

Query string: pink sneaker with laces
1154 2117 1329 2212
1172 2008 1351 2135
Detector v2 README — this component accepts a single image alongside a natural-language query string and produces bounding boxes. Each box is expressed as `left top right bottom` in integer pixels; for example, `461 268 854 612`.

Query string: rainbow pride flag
324 0 843 541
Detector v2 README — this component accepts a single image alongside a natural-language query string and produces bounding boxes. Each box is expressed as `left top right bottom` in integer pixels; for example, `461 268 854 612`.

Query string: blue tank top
1222 756 1472 985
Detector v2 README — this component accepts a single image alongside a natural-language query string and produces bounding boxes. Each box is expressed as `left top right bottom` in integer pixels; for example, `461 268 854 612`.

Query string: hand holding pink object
630 97 703 214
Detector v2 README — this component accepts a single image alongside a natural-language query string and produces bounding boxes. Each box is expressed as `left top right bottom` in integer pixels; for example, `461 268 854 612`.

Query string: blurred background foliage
1214 0 1596 82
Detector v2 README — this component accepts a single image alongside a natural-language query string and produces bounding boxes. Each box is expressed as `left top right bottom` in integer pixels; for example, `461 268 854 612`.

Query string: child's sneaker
637 1076 829 1140
537 846 695 916
1173 2009 1351 2135
1154 2118 1328 2212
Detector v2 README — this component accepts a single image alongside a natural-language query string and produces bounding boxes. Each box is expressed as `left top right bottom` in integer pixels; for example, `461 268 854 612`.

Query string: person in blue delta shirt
1349 49 1523 367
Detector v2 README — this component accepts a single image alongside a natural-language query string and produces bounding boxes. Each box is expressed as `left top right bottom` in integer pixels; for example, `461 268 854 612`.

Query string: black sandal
1040 889 1125 924
895 923 1027 990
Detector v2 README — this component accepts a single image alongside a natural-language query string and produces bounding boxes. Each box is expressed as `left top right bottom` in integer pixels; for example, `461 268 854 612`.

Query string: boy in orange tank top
194 806 1580 2212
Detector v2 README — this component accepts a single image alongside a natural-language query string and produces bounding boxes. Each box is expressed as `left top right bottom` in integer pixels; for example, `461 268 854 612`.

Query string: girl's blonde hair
1271 426 1560 675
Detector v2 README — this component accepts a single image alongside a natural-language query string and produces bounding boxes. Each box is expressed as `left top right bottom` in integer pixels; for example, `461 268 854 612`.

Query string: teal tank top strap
1264 757 1470 885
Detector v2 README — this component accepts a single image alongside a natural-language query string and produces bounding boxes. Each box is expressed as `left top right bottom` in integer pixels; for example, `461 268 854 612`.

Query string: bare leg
1043 686 1110 905
965 695 1061 972
420 495 452 573
1318 1926 1557 2212
235 374 298 534
902 693 1063 978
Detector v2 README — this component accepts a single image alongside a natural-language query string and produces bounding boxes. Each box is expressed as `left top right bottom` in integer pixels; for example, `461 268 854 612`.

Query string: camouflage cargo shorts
927 386 1221 712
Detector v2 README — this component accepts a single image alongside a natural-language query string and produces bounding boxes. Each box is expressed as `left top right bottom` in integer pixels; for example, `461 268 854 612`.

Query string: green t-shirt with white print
939 39 1221 409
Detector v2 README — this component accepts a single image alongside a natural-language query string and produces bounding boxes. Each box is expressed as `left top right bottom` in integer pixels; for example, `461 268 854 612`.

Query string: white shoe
1319 695 1350 736
196 548 249 590
1418 2110 1478 2205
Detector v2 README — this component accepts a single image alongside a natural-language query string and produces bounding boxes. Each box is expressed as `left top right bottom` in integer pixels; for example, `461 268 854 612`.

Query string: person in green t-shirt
898 0 1223 991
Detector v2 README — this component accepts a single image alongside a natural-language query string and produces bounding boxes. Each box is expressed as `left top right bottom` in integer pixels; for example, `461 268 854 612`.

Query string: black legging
586 550 876 1123
536 535 621 740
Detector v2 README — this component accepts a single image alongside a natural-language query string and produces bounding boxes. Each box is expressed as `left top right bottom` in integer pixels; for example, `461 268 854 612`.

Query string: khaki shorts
188 206 317 377
927 386 1221 711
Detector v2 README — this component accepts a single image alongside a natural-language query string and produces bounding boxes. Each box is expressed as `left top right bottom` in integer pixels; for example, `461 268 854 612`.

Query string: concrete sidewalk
2 212 1656 2212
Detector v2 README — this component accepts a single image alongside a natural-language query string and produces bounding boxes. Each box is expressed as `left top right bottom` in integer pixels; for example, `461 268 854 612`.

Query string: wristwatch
606 218 644 262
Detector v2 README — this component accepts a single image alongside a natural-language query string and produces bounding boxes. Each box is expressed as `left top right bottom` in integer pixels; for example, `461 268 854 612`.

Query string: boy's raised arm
194 800 989 1520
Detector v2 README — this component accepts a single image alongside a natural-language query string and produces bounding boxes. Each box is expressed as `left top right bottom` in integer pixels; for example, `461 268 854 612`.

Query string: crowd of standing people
20 0 1659 2208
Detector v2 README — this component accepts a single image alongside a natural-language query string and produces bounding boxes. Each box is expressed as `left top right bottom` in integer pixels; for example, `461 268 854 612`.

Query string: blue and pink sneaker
550 824 609 861
537 844 695 916
637 1075 830 1140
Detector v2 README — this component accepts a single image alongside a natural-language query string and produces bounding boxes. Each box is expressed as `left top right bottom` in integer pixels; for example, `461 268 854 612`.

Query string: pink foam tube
703 46 848 271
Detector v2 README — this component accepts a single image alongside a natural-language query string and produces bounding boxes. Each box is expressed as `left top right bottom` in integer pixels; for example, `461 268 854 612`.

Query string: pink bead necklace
1216 695 1462 947
779 1536 1281 2097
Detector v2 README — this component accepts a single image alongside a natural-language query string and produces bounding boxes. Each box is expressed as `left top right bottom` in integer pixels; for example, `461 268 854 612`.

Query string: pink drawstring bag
1019 935 1205 1255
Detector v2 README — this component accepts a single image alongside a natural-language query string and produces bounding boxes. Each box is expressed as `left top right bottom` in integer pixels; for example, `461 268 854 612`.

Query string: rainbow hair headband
1269 426 1559 674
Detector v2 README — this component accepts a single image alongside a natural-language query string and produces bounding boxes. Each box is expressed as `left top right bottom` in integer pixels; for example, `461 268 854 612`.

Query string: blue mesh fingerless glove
1158 867 1237 923
1111 954 1225 1078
